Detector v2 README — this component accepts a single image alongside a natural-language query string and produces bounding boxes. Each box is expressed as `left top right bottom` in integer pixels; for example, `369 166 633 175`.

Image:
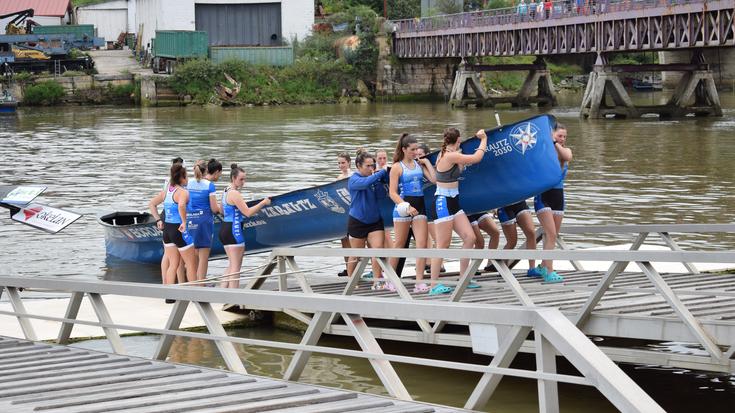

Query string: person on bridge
388 133 436 293
532 122 572 283
529 0 537 18
517 0 528 16
347 150 389 290
429 128 488 295
219 164 271 289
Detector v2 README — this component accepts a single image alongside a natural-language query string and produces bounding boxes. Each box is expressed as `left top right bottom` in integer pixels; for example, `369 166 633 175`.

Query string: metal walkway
0 336 457 413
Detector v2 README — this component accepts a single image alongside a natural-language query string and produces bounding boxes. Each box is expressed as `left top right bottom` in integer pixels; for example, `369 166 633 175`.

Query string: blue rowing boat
99 114 564 263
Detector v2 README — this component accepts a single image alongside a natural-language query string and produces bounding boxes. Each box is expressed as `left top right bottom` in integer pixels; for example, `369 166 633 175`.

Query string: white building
133 0 314 51
76 0 131 44
0 0 73 34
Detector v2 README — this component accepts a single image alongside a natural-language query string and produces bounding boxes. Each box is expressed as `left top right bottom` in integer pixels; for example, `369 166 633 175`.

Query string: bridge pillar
581 52 722 119
449 58 558 108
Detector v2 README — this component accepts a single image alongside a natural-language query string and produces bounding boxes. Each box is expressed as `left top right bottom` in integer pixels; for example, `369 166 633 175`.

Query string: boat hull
102 114 563 263
0 102 17 113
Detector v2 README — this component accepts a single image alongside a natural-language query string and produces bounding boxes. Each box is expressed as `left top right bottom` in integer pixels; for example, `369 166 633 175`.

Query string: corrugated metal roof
0 0 72 17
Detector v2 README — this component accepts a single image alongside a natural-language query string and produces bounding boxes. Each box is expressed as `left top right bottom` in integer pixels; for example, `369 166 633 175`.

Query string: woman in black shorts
347 150 389 290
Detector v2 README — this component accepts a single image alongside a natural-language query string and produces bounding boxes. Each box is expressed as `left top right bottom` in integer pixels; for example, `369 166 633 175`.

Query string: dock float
0 336 458 413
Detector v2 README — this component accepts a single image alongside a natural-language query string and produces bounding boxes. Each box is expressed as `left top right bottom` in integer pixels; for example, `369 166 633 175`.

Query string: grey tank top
435 161 461 183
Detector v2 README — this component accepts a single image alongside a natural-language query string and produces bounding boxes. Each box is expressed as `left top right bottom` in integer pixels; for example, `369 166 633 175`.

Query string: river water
2 91 735 411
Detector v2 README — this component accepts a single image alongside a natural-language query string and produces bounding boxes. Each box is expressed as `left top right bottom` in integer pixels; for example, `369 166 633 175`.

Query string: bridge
388 0 734 118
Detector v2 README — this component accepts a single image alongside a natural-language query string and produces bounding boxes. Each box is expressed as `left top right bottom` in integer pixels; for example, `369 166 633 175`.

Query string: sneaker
527 265 545 278
338 269 348 277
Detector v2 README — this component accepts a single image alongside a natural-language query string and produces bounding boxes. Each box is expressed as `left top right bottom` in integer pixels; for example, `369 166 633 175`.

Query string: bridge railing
393 0 705 33
0 275 664 412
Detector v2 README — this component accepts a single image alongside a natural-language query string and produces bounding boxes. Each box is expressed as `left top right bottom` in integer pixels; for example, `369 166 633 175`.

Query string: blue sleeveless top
398 160 424 197
554 163 568 189
187 179 216 213
222 188 243 224
163 186 183 224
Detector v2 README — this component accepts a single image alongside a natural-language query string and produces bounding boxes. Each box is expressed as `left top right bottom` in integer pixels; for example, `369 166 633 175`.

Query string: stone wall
375 35 459 97
9 74 134 102
660 49 735 90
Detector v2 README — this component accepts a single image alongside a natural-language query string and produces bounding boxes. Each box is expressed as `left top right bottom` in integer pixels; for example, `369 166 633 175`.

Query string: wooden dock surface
0 336 462 413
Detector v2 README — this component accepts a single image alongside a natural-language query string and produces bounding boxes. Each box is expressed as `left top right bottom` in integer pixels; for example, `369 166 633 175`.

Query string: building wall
77 0 129 43
135 0 312 52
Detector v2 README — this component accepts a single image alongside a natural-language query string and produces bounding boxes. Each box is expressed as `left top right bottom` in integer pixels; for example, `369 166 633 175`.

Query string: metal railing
237 224 735 369
392 0 706 33
0 275 664 412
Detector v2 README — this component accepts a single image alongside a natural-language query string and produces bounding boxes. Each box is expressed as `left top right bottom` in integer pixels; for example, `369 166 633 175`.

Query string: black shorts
347 216 384 239
392 195 427 222
434 194 463 223
162 222 194 249
467 212 492 226
534 188 565 214
219 221 245 247
498 200 530 225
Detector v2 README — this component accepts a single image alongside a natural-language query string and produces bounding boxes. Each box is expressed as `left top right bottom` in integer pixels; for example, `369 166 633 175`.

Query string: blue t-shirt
187 179 216 213
348 169 387 224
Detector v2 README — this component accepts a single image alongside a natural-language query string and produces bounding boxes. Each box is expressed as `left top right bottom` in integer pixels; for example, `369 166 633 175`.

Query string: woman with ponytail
347 149 389 290
185 159 223 284
149 163 198 285
388 133 436 293
219 163 271 288
428 127 488 295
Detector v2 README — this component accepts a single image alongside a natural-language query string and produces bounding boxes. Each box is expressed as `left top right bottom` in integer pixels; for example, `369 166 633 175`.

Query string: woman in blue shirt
149 163 198 285
347 150 389 290
186 159 222 284
388 133 436 293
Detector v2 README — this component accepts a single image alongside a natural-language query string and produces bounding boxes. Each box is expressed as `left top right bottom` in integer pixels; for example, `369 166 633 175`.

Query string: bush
23 80 65 105
109 83 135 100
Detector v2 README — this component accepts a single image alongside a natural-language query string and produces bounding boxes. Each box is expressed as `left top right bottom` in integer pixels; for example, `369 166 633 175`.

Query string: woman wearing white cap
388 133 436 293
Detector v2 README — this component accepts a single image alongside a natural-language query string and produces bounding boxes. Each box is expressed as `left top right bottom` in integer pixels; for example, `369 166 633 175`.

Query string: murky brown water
3 91 735 411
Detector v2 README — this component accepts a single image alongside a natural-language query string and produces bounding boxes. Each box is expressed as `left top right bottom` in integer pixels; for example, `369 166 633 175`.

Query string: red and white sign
11 203 82 234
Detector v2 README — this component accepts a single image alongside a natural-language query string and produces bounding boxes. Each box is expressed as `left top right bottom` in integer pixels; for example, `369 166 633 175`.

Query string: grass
22 80 66 105
479 56 584 93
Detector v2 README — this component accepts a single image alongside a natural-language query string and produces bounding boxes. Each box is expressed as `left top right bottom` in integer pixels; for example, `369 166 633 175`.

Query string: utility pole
384 0 388 18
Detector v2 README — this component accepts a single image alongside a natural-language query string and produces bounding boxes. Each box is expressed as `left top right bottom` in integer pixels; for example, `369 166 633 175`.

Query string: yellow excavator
1 9 48 60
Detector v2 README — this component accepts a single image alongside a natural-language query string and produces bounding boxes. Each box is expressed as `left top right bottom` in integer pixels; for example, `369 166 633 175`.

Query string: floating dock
0 336 459 413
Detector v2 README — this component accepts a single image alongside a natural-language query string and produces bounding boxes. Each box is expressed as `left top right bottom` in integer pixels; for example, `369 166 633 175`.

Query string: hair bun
230 163 239 169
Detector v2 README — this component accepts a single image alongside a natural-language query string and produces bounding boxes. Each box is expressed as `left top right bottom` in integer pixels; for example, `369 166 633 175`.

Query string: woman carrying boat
429 128 488 295
532 122 572 283
376 148 393 252
157 157 186 285
388 133 436 293
149 163 198 285
337 152 353 277
347 150 389 290
497 200 540 275
219 164 271 289
186 159 223 284
468 212 500 268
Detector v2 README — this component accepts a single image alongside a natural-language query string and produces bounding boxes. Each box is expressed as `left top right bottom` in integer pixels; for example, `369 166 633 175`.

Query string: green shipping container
34 24 95 39
209 46 294 67
153 31 209 59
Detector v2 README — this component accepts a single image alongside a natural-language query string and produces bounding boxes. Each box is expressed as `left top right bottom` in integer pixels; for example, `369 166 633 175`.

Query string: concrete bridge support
449 59 557 108
581 52 723 119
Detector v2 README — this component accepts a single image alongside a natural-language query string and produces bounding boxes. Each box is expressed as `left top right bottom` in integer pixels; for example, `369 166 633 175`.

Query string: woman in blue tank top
388 133 436 293
219 163 271 289
149 163 198 285
429 127 487 295
186 159 223 284
531 122 573 283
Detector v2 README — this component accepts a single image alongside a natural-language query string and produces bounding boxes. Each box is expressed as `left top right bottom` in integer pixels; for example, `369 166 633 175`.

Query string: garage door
195 3 282 47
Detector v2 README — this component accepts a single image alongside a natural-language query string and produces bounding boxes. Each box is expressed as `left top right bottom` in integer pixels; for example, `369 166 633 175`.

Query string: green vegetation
71 0 109 6
610 52 659 65
109 83 136 101
22 80 65 106
321 0 420 20
171 4 381 105
169 58 356 105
